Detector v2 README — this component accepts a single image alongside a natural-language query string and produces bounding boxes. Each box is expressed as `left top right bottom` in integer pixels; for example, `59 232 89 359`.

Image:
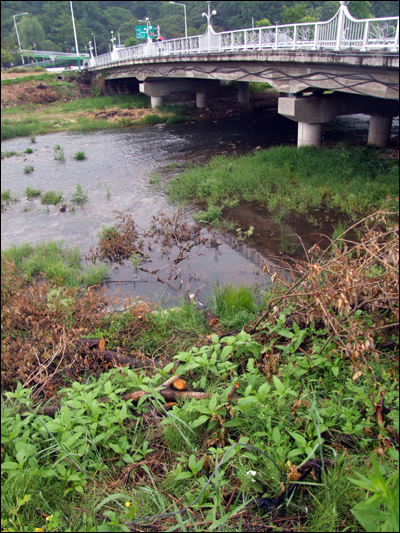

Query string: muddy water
1 111 398 304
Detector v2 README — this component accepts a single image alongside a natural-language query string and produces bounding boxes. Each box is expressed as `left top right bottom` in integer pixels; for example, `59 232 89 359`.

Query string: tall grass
1 241 109 287
210 282 258 329
168 145 399 219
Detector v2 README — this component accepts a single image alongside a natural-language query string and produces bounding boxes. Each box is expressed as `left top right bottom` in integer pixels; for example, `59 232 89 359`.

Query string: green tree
124 36 139 47
1 47 14 68
348 1 373 19
281 4 308 24
256 18 272 27
16 16 46 50
320 1 340 21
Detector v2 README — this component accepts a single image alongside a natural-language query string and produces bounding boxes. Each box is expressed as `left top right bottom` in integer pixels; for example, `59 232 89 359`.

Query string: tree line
1 1 399 67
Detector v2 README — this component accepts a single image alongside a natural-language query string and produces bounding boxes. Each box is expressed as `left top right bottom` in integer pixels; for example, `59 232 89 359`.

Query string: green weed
29 135 36 143
53 144 64 161
168 146 399 219
1 189 18 206
210 282 258 329
70 184 88 204
23 165 34 174
104 185 111 198
23 147 33 154
25 187 41 200
1 151 18 159
192 205 222 224
41 190 63 205
73 150 86 160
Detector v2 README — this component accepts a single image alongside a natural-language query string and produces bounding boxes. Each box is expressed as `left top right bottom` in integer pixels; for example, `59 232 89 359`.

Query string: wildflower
35 529 43 532
125 501 131 508
46 515 54 521
246 470 257 482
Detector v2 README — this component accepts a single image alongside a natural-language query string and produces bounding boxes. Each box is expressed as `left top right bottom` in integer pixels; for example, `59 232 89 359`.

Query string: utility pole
70 1 81 71
13 12 28 66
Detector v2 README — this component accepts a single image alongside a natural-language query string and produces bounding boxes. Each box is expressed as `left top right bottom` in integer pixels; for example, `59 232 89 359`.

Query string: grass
168 145 399 220
41 190 63 205
1 86 192 140
73 150 85 160
70 184 88 204
1 189 18 206
1 218 399 532
1 241 109 288
25 186 41 200
23 165 34 174
1 150 18 159
53 144 64 160
209 282 259 329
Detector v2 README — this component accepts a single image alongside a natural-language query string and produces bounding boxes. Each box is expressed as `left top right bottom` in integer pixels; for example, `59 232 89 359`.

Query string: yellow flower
125 501 131 508
46 515 54 521
35 529 43 532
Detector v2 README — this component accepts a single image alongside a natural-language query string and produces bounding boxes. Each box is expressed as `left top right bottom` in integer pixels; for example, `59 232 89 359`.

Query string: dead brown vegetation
253 208 399 375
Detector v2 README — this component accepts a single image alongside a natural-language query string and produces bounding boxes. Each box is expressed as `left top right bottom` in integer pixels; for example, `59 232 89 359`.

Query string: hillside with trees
1 1 399 66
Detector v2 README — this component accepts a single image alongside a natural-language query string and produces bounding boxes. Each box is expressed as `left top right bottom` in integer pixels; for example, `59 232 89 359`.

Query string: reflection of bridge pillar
368 115 392 147
238 81 250 104
151 96 164 108
298 122 322 148
196 92 208 108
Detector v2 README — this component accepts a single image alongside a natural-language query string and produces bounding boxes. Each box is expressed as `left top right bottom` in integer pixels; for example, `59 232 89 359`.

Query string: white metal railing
84 3 399 69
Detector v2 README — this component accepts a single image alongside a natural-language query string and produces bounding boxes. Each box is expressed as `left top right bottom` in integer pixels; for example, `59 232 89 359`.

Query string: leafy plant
71 184 88 204
236 225 254 242
350 454 399 532
23 165 34 174
25 187 41 200
73 150 86 160
53 144 64 161
23 148 33 154
29 135 36 143
41 190 63 205
104 185 111 198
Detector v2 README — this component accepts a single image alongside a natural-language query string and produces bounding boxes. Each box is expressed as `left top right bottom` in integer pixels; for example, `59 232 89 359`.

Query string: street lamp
69 1 81 71
202 2 217 28
92 33 97 56
13 12 28 65
139 18 151 41
169 2 187 38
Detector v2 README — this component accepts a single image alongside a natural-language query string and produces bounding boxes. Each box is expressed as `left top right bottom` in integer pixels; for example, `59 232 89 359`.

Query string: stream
1 109 398 305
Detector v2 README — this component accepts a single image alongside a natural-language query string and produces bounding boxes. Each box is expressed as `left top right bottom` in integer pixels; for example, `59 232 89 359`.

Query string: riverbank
1 71 278 140
1 209 398 532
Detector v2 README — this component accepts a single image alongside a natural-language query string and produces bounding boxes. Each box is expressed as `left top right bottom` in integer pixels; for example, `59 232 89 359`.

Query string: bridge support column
196 92 208 108
368 115 392 147
151 96 164 108
298 122 322 148
238 81 250 104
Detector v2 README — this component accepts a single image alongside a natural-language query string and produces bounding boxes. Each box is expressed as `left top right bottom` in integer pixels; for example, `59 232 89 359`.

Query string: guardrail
85 3 399 69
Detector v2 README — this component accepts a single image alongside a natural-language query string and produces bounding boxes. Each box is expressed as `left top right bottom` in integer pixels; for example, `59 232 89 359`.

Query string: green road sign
135 25 155 39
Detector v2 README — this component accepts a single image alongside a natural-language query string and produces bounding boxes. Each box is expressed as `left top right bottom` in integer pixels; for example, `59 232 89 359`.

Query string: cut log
171 378 186 391
21 388 210 418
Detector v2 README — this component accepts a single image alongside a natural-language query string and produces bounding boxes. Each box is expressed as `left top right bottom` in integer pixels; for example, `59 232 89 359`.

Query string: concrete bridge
85 2 399 148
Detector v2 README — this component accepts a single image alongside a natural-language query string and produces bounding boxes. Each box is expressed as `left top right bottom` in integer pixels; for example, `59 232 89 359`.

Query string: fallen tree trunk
20 375 211 418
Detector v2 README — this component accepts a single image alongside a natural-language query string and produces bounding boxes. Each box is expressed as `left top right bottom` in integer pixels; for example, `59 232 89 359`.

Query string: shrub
41 190 63 205
23 165 34 174
73 150 86 160
24 147 33 154
25 187 41 200
53 144 64 160
71 184 88 204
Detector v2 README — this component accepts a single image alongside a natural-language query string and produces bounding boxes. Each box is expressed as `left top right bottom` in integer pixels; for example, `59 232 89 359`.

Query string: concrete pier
196 92 208 108
279 93 398 147
238 81 250 104
298 122 322 148
368 115 392 147
150 96 164 108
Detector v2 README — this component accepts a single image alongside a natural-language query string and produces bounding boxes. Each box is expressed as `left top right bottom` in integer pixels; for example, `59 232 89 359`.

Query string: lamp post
139 18 151 41
169 2 187 38
92 33 97 56
13 12 28 65
202 1 217 52
69 1 81 71
33 42 38 67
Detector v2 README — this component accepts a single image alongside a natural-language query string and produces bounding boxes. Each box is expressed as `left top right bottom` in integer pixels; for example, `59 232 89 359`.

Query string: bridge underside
90 52 398 148
92 52 398 100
